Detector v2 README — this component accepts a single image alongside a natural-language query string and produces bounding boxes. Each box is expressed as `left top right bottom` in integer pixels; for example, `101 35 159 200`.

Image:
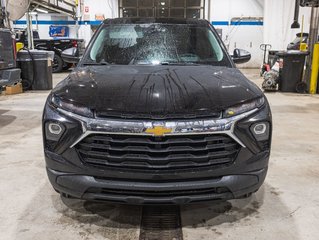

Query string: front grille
96 111 221 120
75 134 240 170
86 186 231 198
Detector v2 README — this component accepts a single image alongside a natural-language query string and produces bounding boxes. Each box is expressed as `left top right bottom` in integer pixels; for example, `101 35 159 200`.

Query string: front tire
52 55 63 73
63 63 73 71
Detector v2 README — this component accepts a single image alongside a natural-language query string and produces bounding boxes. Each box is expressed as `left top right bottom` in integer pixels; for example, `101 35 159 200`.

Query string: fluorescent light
36 8 48 13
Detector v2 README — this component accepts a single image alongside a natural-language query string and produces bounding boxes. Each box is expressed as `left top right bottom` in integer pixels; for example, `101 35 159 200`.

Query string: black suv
43 18 272 204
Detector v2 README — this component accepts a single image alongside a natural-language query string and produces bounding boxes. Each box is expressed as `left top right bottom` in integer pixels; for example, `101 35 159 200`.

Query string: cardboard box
5 83 23 95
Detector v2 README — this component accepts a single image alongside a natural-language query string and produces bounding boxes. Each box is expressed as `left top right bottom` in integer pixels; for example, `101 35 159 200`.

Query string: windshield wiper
160 61 200 66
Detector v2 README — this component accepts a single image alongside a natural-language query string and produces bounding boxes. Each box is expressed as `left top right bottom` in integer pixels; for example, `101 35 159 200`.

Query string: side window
207 30 224 61
90 29 107 61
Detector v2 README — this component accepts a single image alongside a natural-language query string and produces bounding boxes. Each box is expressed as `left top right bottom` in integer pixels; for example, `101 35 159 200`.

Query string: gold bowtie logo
145 126 172 136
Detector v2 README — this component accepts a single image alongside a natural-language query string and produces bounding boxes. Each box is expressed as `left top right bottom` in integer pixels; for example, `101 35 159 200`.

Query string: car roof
103 18 210 26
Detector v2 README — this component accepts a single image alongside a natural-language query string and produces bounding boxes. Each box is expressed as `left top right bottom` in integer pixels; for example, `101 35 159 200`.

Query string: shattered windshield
85 23 229 66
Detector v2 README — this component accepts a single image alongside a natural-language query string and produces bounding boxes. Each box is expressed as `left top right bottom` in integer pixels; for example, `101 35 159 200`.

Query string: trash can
276 51 309 92
17 50 54 90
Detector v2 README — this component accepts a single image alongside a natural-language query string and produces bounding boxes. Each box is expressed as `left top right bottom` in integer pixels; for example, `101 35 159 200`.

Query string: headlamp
50 95 94 118
223 97 265 118
45 121 65 141
250 122 270 141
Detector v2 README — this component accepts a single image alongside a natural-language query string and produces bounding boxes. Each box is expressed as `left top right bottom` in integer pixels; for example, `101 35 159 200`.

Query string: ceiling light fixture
36 8 49 14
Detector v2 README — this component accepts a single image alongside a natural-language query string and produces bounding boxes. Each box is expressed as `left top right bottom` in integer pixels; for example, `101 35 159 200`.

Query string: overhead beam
31 0 76 17
59 0 77 8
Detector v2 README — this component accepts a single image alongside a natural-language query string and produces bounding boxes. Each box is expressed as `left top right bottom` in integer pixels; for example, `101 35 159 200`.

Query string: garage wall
79 0 265 67
209 0 312 68
209 0 264 68
77 0 119 45
264 0 312 50
13 14 78 39
12 0 119 45
12 0 312 68
80 0 118 20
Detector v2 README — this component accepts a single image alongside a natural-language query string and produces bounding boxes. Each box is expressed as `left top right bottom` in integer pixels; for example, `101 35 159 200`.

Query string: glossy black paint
43 99 272 204
43 18 272 204
53 65 263 119
232 49 252 64
43 104 271 178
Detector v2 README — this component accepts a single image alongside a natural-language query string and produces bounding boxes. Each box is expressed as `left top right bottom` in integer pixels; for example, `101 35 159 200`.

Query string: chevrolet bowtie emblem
145 126 173 136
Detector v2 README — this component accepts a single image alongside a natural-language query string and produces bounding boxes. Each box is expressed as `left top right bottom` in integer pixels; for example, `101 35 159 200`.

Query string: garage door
119 0 205 18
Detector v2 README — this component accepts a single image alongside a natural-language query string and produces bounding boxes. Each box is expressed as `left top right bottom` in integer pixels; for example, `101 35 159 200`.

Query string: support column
26 12 34 50
304 6 319 89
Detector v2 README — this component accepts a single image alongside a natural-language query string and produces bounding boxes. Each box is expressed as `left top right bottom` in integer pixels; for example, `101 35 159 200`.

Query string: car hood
52 65 263 119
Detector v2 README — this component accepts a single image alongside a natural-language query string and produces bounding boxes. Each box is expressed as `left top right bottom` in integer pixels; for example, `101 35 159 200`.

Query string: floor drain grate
139 205 183 240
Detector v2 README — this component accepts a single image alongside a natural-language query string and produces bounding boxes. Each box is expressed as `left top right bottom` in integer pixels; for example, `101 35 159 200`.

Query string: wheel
296 82 307 93
52 54 63 73
62 63 73 71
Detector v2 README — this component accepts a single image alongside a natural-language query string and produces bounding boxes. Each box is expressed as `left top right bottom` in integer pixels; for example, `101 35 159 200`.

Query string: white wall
13 14 78 39
82 0 118 19
79 0 265 67
12 0 313 68
208 0 312 68
264 0 311 50
209 0 264 68
12 0 119 45
78 0 119 45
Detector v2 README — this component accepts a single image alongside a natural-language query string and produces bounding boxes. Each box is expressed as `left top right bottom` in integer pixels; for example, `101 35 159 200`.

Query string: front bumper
47 167 268 204
43 99 272 204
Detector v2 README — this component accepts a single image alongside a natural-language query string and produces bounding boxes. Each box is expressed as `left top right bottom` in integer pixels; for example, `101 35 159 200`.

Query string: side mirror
61 47 81 64
231 49 251 64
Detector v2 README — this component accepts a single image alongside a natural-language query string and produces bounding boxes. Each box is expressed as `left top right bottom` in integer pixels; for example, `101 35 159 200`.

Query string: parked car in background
43 18 272 205
15 29 85 73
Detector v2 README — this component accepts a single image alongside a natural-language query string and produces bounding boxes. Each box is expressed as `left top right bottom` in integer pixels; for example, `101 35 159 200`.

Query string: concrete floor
0 69 319 240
